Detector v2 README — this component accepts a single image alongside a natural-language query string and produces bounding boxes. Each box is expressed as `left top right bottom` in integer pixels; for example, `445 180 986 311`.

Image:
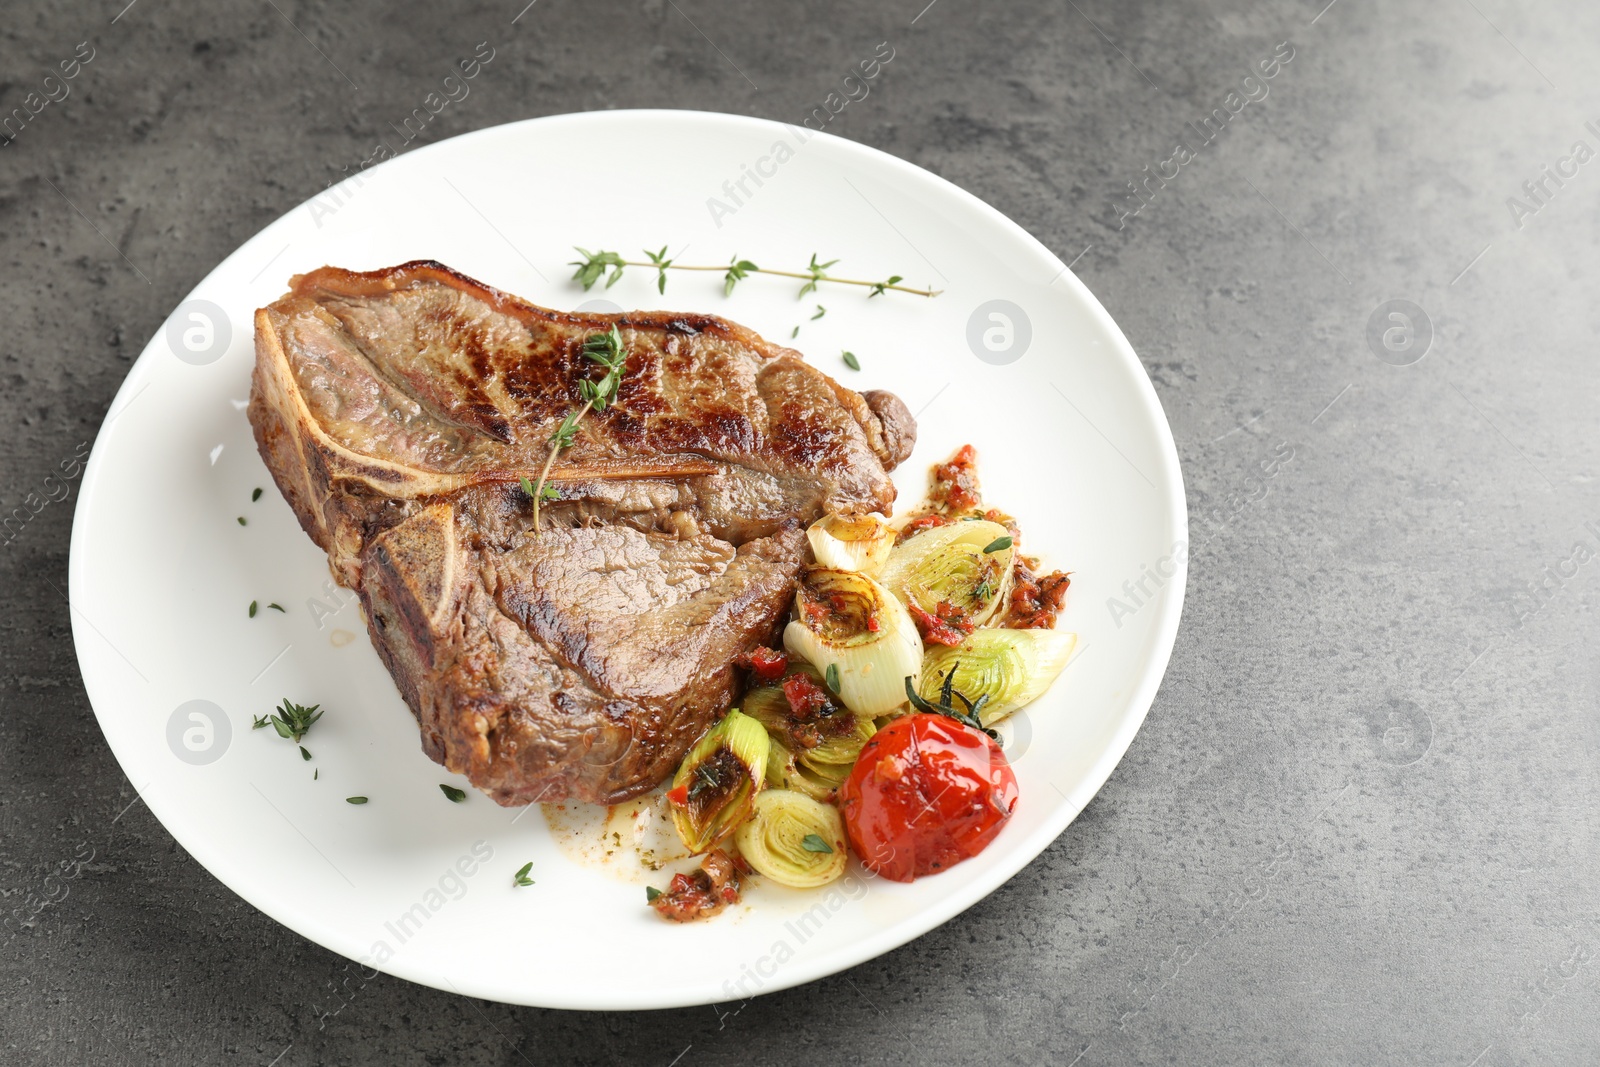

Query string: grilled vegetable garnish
648 849 743 922
806 512 895 575
918 629 1077 727
735 789 848 889
783 567 923 718
666 711 768 855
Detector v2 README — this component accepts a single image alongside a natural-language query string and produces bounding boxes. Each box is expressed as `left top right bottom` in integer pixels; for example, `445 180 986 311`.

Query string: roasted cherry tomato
838 713 1018 883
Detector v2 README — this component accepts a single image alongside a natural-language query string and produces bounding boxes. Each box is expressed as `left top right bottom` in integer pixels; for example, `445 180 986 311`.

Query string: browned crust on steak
248 261 916 805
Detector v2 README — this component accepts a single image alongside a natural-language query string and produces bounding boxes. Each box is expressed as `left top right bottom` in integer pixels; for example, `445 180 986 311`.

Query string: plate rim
69 107 1188 1010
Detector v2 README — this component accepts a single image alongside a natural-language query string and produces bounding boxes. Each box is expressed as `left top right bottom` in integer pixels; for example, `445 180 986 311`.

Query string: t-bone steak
248 261 915 805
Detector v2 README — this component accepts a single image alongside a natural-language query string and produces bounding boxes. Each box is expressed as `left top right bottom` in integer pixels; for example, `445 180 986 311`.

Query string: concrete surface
3 0 1598 1064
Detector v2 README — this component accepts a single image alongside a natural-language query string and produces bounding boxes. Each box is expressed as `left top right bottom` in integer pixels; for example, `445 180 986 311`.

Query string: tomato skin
839 713 1018 883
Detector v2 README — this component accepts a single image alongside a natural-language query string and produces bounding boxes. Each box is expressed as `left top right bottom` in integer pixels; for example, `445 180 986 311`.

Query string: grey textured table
4 1 1598 1064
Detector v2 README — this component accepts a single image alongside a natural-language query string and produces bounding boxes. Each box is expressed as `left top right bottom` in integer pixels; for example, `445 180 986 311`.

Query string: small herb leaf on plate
646 886 662 904
346 796 368 805
568 247 627 290
801 834 834 854
440 784 467 803
841 351 861 371
252 487 263 502
513 862 535 888
249 600 258 618
262 699 323 744
723 257 759 296
982 535 1013 554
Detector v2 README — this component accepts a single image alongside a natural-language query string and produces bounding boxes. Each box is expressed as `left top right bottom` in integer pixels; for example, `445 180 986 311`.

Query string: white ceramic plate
70 110 1186 1010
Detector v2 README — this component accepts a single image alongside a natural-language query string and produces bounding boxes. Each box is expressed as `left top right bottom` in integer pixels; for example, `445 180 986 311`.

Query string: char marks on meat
248 261 915 805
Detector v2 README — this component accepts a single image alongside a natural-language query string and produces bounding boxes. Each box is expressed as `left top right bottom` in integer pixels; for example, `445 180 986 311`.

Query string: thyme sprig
528 325 628 530
570 247 939 299
252 698 324 744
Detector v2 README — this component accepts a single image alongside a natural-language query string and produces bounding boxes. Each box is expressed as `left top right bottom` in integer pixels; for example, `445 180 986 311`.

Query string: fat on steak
248 261 915 805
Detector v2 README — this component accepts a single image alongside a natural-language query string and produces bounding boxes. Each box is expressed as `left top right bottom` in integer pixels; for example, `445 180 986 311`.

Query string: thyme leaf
868 275 904 298
440 784 467 803
568 247 627 290
800 834 834 854
724 257 759 297
643 245 674 294
513 861 535 887
688 760 723 800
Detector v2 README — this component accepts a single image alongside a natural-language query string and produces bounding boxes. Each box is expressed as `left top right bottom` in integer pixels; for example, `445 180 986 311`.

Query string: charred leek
739 663 825 736
766 740 847 802
747 663 877 799
918 628 1078 725
806 512 895 575
668 710 769 854
734 789 848 888
783 567 923 717
800 715 876 766
878 519 1016 626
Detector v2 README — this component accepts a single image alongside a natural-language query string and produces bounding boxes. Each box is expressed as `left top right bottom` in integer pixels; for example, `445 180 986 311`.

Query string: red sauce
838 713 1018 883
982 507 1019 537
758 666 855 751
908 600 975 647
896 513 951 544
736 646 789 682
929 444 983 514
1007 559 1071 629
650 849 741 922
781 672 834 723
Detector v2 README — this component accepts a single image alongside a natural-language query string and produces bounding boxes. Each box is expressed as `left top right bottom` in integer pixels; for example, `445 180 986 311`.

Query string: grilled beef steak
249 261 915 805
